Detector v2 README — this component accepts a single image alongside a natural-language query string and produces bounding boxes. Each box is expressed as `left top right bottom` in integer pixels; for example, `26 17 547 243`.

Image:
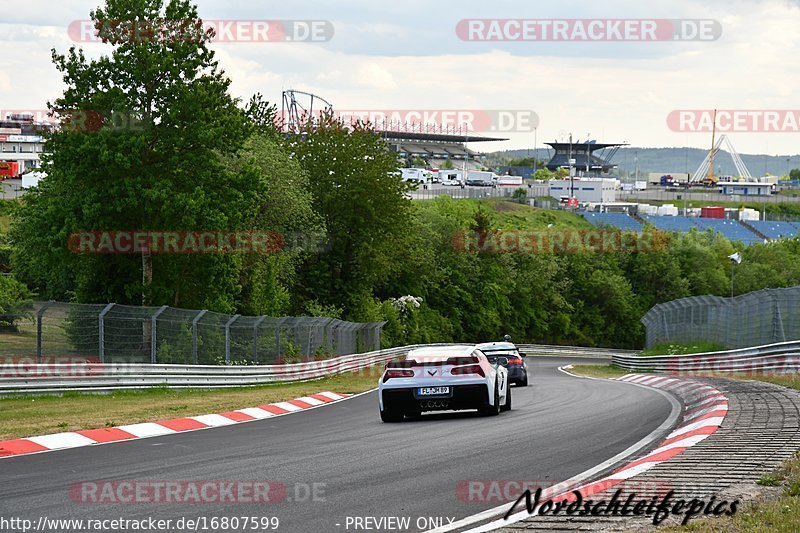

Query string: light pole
729 252 742 297
568 133 574 199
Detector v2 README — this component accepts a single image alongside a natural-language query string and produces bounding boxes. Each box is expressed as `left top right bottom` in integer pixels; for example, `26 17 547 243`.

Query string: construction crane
691 121 752 186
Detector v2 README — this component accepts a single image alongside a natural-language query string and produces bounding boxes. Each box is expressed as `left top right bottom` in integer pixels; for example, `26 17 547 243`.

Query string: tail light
506 356 523 366
383 368 414 382
451 364 485 377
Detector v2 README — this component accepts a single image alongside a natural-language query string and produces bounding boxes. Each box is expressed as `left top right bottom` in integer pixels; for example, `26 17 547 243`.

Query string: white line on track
424 366 681 533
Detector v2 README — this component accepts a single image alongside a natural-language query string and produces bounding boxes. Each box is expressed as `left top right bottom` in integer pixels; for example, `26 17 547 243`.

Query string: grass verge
664 454 800 532
564 364 630 379
640 342 727 357
0 365 384 440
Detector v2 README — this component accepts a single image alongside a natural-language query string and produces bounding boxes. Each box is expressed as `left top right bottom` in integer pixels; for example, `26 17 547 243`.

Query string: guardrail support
224 314 241 365
36 302 53 363
191 310 208 365
150 305 168 363
98 303 115 363
253 315 268 362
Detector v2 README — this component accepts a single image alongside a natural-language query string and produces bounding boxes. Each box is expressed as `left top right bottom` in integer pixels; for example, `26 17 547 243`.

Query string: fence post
224 314 241 365
191 310 208 365
275 317 288 361
253 315 268 362
36 301 53 363
150 305 168 363
98 303 115 363
375 321 387 351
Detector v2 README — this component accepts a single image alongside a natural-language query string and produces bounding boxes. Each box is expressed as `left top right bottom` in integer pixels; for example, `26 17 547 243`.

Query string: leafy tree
288 116 412 318
11 0 254 311
790 168 800 181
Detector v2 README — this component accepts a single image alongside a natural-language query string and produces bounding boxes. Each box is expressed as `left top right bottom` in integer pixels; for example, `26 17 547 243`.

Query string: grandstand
693 218 764 245
379 130 505 166
641 215 764 245
748 220 800 240
581 212 642 233
582 212 800 246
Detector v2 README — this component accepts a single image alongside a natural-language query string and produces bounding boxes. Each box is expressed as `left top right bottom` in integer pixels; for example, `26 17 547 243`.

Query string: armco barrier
518 344 637 357
612 339 800 373
0 341 628 396
0 345 424 396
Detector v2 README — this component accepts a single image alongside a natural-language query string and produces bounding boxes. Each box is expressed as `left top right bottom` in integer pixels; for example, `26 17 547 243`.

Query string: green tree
288 116 412 318
12 0 254 311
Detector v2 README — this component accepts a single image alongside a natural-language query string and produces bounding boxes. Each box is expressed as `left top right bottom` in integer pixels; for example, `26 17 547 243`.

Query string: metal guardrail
0 341 636 396
612 339 800 373
518 344 637 357
0 345 421 396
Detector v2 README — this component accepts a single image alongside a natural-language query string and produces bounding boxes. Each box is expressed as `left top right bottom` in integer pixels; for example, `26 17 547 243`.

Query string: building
549 178 618 204
718 181 772 196
0 113 50 176
545 140 627 176
378 129 506 167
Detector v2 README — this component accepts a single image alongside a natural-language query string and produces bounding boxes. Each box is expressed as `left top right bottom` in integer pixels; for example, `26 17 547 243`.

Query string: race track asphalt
0 356 672 533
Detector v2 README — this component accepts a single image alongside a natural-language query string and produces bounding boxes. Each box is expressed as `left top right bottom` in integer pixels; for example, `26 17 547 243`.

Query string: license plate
417 386 450 396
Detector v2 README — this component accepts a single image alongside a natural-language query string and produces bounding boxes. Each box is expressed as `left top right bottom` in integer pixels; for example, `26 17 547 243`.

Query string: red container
701 206 725 219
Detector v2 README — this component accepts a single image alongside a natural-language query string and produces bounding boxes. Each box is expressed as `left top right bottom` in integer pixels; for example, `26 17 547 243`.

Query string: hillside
488 147 800 178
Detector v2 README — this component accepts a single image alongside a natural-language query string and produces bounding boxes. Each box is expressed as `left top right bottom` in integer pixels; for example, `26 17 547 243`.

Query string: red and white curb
448 372 728 532
0 391 350 459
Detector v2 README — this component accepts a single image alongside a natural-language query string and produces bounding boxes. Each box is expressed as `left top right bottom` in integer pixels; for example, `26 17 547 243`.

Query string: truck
495 175 524 187
465 170 496 187
400 168 430 189
439 170 464 187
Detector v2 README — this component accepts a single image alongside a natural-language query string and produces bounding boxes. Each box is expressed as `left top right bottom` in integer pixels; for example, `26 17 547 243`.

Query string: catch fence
0 301 384 364
641 286 800 349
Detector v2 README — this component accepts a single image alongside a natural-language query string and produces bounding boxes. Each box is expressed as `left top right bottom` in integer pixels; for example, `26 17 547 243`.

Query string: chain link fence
641 286 800 349
1 302 385 364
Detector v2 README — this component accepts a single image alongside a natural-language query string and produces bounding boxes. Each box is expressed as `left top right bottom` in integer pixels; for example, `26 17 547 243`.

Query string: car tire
480 384 501 417
500 385 511 412
380 408 403 423
519 376 528 387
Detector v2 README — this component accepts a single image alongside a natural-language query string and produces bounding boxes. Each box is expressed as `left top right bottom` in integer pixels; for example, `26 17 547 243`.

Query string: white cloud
0 0 798 155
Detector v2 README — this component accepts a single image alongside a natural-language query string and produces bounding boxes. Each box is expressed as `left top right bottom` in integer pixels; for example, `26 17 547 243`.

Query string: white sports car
378 345 511 422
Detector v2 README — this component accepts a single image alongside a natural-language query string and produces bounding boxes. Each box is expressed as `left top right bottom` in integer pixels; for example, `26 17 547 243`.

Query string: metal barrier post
36 302 52 363
98 303 115 363
150 305 168 363
253 315 267 362
191 310 208 365
275 317 288 360
224 314 241 365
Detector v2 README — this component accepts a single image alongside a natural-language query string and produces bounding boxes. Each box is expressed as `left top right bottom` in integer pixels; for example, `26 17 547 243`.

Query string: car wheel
500 384 511 412
520 376 528 387
480 384 501 417
380 408 403 423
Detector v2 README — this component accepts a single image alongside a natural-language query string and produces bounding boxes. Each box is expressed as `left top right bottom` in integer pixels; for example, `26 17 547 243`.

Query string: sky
1 0 799 156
